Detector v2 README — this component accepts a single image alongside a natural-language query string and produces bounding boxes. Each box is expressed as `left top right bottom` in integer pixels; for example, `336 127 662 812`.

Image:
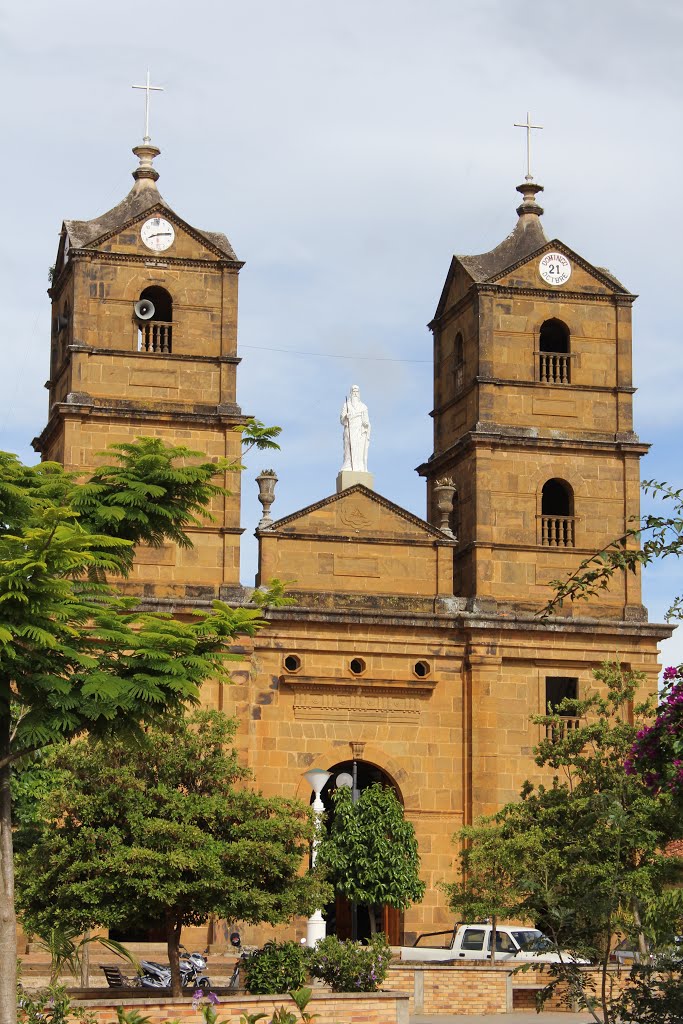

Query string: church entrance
317 760 404 944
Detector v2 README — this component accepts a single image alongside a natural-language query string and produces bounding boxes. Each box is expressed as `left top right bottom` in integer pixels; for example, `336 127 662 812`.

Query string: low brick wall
69 991 410 1024
513 966 630 1011
388 964 512 1015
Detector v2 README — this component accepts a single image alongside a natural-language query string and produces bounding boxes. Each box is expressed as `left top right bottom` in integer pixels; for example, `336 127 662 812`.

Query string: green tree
445 664 683 1024
544 480 683 620
0 427 279 1023
317 783 425 935
16 711 331 997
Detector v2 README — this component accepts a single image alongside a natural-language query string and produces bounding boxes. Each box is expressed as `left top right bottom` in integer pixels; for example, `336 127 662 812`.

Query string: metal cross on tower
132 70 164 143
514 112 543 182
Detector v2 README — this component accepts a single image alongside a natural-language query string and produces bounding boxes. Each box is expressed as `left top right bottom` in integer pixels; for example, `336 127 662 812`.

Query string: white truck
398 923 587 964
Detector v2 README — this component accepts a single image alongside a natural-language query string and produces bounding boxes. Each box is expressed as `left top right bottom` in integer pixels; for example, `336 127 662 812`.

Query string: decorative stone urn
256 470 278 528
434 477 456 538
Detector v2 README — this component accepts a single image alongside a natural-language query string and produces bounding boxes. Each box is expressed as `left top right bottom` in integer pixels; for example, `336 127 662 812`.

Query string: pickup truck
398 923 588 963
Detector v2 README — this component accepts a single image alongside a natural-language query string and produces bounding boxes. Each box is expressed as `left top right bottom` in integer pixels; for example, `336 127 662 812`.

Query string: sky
1 0 681 670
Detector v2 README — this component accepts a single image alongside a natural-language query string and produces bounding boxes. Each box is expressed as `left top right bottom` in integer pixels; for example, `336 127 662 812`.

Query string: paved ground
410 1013 594 1024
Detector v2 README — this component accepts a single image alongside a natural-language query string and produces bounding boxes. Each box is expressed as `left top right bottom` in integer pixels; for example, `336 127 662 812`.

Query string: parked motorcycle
227 931 250 990
138 947 211 989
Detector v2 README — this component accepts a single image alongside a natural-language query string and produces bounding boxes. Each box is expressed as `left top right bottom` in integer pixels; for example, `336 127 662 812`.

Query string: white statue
340 385 371 472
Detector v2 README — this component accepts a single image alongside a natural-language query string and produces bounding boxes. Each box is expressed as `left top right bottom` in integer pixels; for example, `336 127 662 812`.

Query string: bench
100 965 137 988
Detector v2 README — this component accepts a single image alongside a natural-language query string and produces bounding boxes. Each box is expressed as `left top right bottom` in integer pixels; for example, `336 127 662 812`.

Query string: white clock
539 251 571 286
140 216 175 252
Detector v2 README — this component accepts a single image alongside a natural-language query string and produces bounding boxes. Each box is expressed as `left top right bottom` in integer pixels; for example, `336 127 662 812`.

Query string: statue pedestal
336 470 374 494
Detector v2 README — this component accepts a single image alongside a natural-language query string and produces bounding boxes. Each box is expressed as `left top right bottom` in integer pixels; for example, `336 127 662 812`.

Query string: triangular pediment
491 239 632 296
265 485 445 542
432 213 633 326
64 189 238 262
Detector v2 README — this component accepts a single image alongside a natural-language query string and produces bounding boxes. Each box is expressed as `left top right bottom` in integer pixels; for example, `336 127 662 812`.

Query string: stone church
34 133 671 946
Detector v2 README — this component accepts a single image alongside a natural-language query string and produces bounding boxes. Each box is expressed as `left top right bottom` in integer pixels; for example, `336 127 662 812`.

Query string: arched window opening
454 333 464 392
137 286 173 354
541 478 575 547
538 318 570 384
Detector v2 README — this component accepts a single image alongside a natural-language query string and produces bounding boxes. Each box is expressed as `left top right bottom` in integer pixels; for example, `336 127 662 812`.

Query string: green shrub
18 984 95 1024
309 933 391 992
243 941 311 995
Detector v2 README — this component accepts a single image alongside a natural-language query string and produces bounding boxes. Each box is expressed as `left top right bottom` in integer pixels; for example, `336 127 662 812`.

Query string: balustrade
138 320 173 354
541 515 575 548
538 351 570 384
545 717 581 743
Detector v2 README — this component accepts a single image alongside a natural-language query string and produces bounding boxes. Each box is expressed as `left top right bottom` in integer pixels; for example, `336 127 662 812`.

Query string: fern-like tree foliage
0 428 280 1022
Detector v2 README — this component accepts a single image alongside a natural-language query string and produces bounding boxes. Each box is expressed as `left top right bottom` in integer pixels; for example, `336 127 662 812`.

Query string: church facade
35 138 671 946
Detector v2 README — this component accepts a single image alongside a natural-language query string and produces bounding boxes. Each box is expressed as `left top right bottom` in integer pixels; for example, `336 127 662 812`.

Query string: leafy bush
309 933 391 992
18 985 95 1024
244 941 311 995
613 955 683 1024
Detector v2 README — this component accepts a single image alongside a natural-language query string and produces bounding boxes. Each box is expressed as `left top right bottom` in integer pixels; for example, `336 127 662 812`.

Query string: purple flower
207 992 219 1005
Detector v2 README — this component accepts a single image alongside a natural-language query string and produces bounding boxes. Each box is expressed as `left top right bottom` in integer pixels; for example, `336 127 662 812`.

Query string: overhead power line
240 344 429 364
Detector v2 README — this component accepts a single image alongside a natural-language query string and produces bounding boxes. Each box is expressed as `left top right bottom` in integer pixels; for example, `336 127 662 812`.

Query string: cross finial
514 112 543 182
132 70 164 143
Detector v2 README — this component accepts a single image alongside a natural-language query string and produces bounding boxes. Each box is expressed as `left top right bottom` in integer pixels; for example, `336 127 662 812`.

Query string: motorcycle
138 947 211 989
227 930 250 990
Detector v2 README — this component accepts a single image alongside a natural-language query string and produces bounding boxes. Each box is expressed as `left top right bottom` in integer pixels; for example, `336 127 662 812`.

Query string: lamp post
335 762 359 940
303 767 332 947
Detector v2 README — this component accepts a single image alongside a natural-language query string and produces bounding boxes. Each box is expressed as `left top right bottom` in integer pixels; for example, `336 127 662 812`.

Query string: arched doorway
316 759 404 944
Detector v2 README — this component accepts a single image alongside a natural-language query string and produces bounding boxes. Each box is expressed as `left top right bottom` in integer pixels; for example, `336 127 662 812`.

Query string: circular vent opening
414 660 431 678
349 657 366 676
284 654 301 673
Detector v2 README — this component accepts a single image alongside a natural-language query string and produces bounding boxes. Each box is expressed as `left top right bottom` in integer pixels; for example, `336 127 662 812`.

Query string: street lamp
303 768 332 947
335 762 359 940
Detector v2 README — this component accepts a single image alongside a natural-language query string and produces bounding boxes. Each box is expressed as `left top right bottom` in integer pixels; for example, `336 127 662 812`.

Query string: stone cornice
102 590 674 643
65 343 241 366
418 429 650 475
431 378 636 419
72 248 243 272
32 402 249 453
257 602 674 643
258 529 449 548
475 282 636 305
279 673 437 698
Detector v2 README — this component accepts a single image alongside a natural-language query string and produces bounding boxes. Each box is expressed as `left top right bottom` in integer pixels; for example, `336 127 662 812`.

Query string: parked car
398 923 589 964
610 935 682 966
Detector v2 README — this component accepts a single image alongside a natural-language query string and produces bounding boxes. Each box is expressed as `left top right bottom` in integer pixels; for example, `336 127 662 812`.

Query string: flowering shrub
626 665 683 795
309 933 391 992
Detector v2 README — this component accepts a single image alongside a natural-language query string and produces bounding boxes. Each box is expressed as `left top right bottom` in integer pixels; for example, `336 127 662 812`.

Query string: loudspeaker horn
134 299 155 320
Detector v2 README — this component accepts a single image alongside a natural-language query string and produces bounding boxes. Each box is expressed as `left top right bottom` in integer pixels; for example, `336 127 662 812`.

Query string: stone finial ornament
256 469 278 528
434 477 457 538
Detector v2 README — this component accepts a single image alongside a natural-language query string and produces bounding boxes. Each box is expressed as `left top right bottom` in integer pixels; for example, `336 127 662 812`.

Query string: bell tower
418 179 647 619
34 137 246 602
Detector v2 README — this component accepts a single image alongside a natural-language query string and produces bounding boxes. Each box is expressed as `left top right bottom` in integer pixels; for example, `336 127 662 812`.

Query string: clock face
539 251 571 286
140 216 175 252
